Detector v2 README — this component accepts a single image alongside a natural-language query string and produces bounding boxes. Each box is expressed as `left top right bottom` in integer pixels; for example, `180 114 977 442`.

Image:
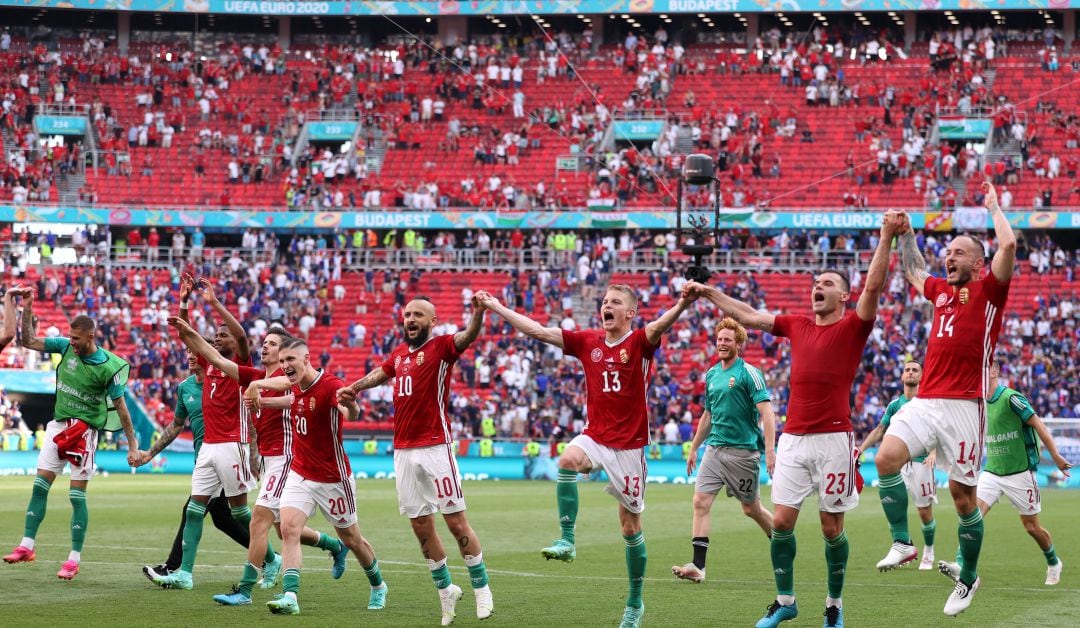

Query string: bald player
340 296 492 626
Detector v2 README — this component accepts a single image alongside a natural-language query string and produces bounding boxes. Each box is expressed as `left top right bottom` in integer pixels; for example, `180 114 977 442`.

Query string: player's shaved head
406 298 437 317
953 234 983 258
403 297 437 348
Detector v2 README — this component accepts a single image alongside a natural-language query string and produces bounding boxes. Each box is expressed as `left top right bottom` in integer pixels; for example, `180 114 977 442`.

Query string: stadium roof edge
0 0 1070 17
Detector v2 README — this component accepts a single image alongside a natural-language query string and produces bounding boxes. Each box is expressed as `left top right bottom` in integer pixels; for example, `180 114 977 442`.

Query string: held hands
244 383 262 412
127 448 144 467
336 386 358 406
880 210 908 238
5 286 33 302
681 281 706 301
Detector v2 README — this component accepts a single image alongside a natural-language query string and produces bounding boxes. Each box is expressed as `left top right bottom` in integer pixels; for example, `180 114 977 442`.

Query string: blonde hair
715 317 748 346
605 284 639 310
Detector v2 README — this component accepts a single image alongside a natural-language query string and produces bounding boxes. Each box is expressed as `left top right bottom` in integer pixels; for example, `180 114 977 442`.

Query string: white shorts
394 444 466 518
887 398 983 486
37 419 98 481
569 434 647 514
771 432 858 513
255 455 291 520
977 470 1041 515
191 442 254 498
902 460 939 508
280 473 358 528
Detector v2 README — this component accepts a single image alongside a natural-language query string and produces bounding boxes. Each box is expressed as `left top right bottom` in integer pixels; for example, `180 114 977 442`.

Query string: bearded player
339 296 492 626
165 318 350 605
684 210 901 628
876 183 1016 616
246 338 387 616
479 284 696 628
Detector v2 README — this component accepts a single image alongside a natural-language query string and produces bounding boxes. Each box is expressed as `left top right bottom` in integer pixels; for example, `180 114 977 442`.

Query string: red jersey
198 354 253 444
289 370 351 483
238 366 290 458
380 334 460 449
920 272 1010 399
773 311 873 434
562 328 657 450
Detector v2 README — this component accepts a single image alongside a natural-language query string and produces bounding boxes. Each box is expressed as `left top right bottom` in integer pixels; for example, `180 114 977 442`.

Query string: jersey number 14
936 314 956 338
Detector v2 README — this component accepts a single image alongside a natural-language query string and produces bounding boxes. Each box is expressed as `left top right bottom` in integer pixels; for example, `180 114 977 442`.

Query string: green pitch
1 476 1079 626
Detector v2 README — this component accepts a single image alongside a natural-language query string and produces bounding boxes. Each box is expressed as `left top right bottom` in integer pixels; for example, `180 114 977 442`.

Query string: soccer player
876 182 1016 616
859 361 939 571
138 350 251 581
938 362 1072 586
149 275 257 590
2 286 139 580
246 338 387 616
684 210 902 628
164 318 349 604
478 284 696 628
338 296 492 625
672 317 776 583
0 288 17 350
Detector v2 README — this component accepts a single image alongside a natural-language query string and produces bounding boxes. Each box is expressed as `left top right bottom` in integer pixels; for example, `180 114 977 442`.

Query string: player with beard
138 350 251 582
339 296 492 625
246 338 387 616
150 275 256 590
477 284 696 628
164 319 350 606
876 183 1015 616
683 210 901 628
672 317 777 583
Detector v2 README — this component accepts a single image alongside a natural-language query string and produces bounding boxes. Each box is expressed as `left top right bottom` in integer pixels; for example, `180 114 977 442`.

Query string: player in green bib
859 361 939 571
3 288 138 581
673 318 777 583
939 362 1073 586
136 350 251 581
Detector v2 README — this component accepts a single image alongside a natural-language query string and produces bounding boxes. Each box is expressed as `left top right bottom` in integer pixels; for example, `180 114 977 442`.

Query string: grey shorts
695 446 761 504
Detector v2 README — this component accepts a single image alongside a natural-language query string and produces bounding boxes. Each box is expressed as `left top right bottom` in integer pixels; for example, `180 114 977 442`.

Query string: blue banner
0 369 57 394
307 121 358 142
35 116 87 137
937 118 992 140
4 205 1079 231
0 0 1070 16
612 120 665 141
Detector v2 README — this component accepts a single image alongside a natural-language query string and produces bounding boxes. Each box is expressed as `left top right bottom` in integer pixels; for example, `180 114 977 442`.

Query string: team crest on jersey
729 377 736 388
619 349 629 364
934 293 948 308
394 356 401 369
959 287 969 304
590 348 603 363
416 352 425 367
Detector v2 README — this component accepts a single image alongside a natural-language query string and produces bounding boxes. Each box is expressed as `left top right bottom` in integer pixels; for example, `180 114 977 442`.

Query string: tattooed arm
898 228 929 297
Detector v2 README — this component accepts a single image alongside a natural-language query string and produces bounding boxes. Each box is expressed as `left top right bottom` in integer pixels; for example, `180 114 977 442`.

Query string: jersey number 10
398 375 413 397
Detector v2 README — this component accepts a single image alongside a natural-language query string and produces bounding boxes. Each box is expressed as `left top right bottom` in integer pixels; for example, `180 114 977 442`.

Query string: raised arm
453 299 485 353
0 289 19 350
475 291 564 348
897 216 929 297
644 293 695 346
686 282 775 332
167 316 238 379
1029 415 1073 478
15 287 45 352
984 182 1017 283
199 278 250 363
177 273 195 324
856 210 902 322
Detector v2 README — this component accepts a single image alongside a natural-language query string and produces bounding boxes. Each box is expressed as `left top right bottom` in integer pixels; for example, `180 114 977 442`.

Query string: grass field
1 475 1078 627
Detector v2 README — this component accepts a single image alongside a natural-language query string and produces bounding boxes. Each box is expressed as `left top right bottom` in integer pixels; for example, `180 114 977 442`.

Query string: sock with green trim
264 540 277 565
69 488 88 554
428 558 452 590
238 561 261 597
230 505 252 527
362 558 384 587
770 529 796 598
282 568 300 595
878 473 911 543
315 531 342 553
464 552 489 589
921 519 936 547
958 508 984 583
624 532 646 610
180 500 208 573
21 476 52 546
824 531 849 600
1043 544 1059 567
556 468 578 544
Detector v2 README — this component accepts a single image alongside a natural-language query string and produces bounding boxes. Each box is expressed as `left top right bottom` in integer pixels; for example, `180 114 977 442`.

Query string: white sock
777 594 796 606
20 537 35 550
463 552 483 567
284 591 297 601
826 597 842 609
68 550 81 563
